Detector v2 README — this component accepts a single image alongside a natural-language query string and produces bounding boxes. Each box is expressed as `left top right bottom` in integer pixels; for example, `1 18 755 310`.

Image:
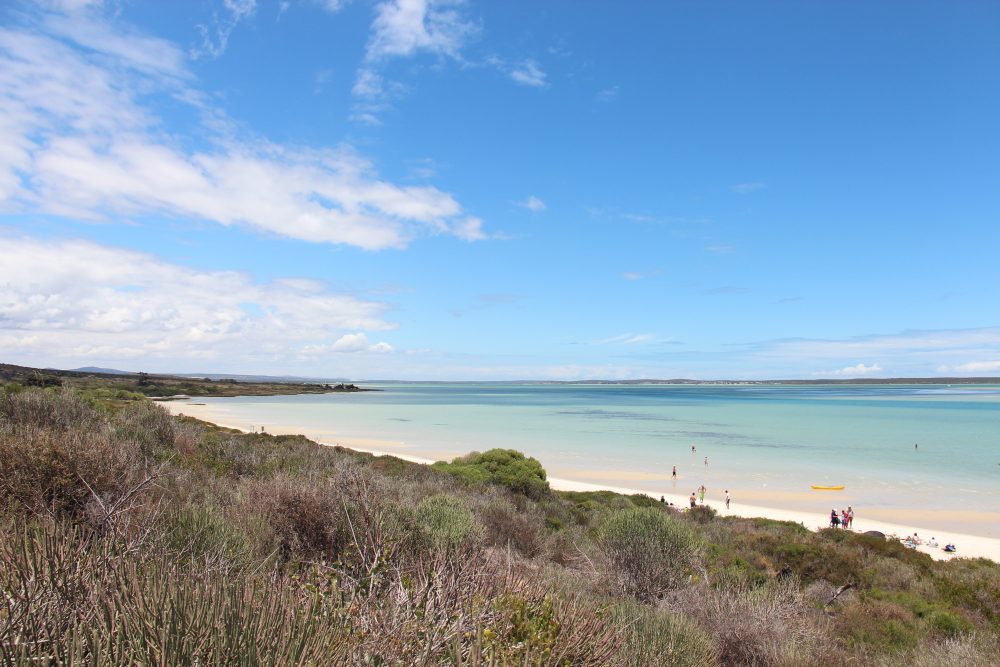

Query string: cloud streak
516 195 546 212
0 7 483 250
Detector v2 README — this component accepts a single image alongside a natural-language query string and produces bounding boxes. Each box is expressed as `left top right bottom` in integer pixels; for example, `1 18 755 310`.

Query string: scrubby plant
668 577 835 666
609 598 718 666
416 493 482 550
597 506 702 601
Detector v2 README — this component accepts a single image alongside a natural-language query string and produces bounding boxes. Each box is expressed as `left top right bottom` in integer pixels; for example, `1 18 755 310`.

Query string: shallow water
186 383 1000 528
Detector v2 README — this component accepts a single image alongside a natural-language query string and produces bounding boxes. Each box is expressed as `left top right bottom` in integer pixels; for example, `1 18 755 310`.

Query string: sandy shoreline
160 400 1000 563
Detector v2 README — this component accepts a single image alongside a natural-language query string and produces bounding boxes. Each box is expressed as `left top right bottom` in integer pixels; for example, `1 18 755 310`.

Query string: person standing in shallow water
671 466 677 479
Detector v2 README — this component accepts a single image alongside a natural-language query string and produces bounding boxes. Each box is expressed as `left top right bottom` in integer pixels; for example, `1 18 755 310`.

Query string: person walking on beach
846 506 854 528
830 509 840 528
689 492 697 508
725 490 731 510
698 485 706 504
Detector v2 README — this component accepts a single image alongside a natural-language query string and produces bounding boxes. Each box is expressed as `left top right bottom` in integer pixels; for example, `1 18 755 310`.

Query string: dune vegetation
1 385 997 665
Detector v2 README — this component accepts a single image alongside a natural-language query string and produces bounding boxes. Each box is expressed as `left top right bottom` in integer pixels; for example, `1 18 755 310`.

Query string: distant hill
70 366 133 375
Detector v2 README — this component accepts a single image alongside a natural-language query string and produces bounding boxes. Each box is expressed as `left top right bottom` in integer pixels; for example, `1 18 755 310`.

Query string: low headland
2 379 997 664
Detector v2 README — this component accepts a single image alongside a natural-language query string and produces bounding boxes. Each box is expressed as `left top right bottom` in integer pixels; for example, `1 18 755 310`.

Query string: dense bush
432 448 550 499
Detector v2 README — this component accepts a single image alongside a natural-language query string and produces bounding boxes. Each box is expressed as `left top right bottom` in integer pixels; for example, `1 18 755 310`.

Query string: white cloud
814 363 884 378
516 195 546 212
595 333 656 345
936 360 1000 374
192 0 258 59
451 216 487 241
317 0 350 12
509 60 547 87
0 236 393 364
730 182 765 194
621 269 660 281
365 0 477 62
301 333 394 356
757 328 1000 361
0 13 484 249
352 0 478 123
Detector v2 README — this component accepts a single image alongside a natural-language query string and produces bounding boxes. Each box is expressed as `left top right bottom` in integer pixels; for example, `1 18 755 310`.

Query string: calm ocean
185 383 1000 522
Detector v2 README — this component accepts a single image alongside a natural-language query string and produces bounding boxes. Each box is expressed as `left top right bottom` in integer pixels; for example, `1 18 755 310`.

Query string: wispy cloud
509 59 547 87
621 269 661 281
704 286 750 295
594 333 657 345
313 68 333 93
596 85 618 102
365 0 477 62
741 327 1000 377
192 0 258 59
730 182 766 194
516 195 546 212
705 244 734 254
352 0 479 122
301 332 394 356
812 363 883 378
0 7 484 249
485 55 549 88
936 360 1000 374
316 0 351 12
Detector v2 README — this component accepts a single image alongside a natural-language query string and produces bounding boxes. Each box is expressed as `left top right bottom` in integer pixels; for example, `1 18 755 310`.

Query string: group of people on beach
829 507 854 529
903 533 957 552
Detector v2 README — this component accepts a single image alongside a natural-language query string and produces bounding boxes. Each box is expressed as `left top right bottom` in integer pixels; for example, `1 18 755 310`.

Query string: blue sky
1 0 999 380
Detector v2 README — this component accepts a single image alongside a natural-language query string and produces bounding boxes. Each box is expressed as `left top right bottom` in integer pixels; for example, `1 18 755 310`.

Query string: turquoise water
186 383 1000 521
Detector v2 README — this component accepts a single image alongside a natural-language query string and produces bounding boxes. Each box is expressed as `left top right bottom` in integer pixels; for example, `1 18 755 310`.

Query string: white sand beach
161 400 1000 563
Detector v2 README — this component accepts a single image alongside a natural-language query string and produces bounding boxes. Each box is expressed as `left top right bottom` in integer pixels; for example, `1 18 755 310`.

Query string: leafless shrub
0 388 95 432
666 578 835 666
873 633 1000 667
244 474 348 560
474 492 546 557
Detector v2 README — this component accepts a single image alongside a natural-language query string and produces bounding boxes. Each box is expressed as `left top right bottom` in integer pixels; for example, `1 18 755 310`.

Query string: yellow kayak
811 485 845 491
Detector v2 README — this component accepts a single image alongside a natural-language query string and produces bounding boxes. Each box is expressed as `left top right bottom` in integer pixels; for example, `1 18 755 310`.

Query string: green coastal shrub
597 506 702 601
432 449 550 499
416 494 482 550
610 599 718 666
